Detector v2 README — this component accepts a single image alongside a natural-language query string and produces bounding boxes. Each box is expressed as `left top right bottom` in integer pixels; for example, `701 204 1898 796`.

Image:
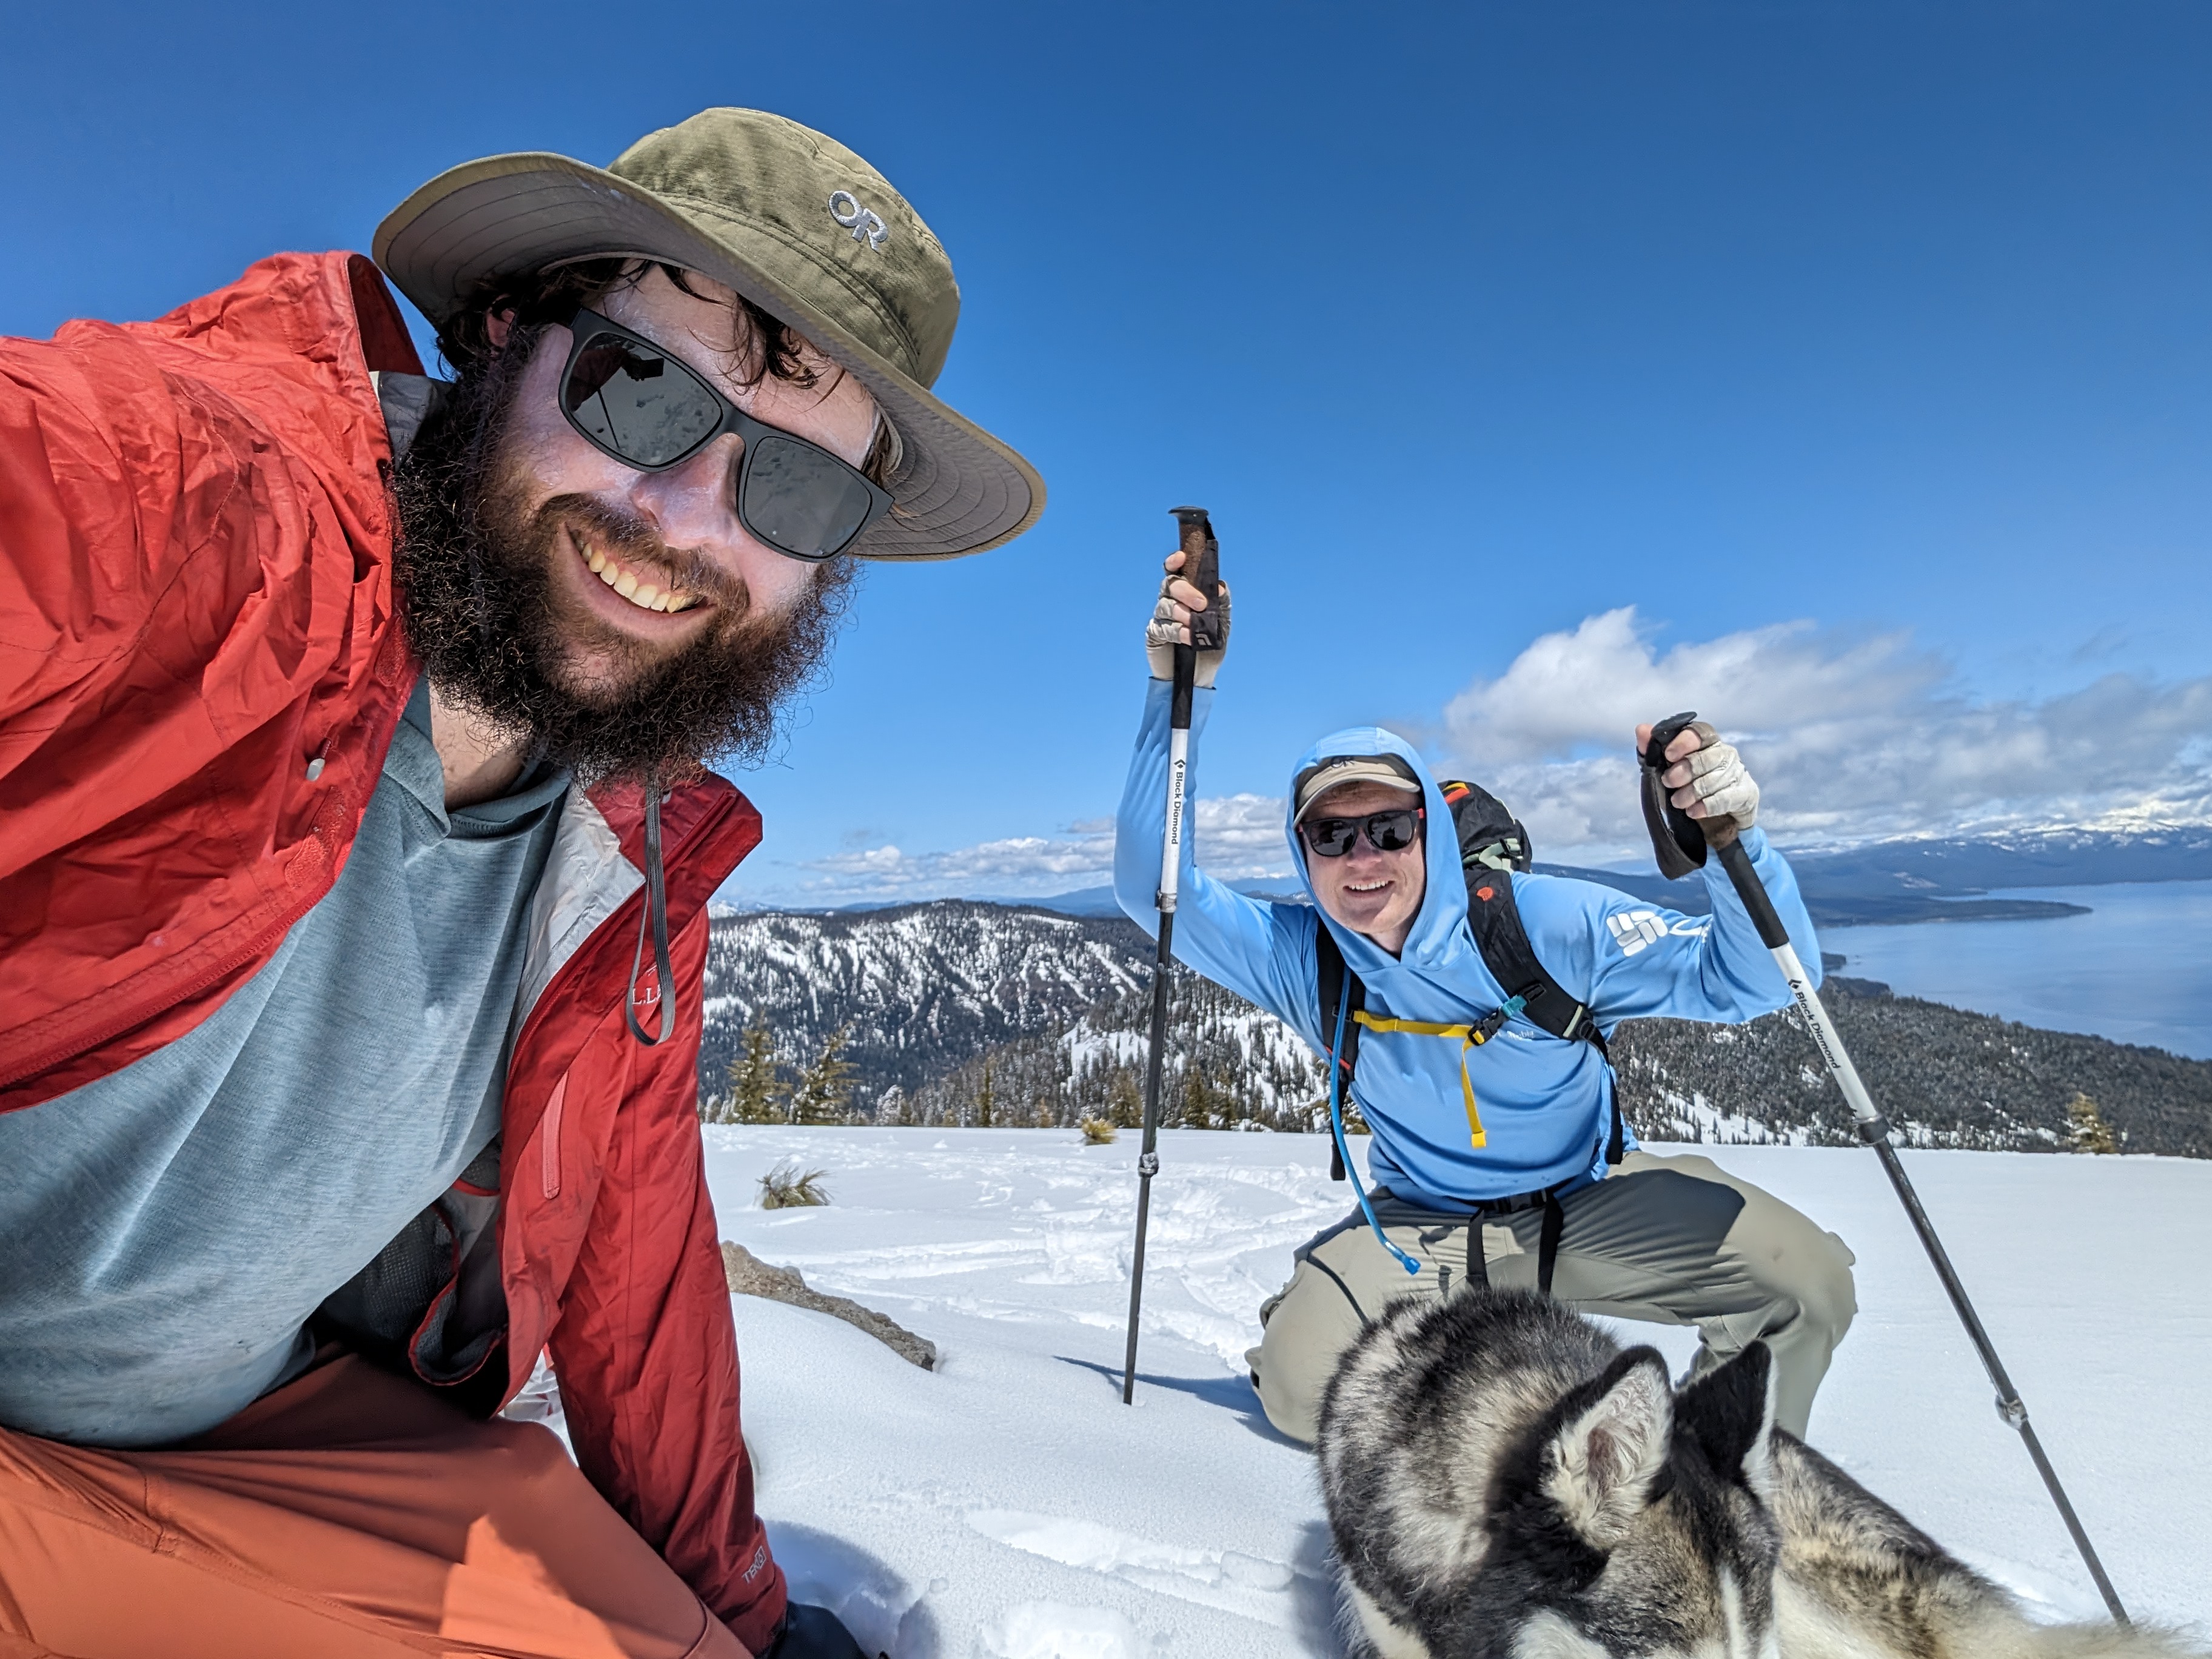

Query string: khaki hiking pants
0 1353 751 1659
1248 1149 1857 1444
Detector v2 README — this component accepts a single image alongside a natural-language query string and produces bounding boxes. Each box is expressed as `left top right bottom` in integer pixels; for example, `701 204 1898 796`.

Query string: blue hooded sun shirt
1113 679 1822 1210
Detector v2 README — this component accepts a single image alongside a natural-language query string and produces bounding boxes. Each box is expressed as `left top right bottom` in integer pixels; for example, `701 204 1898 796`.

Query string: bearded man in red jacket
0 108 1041 1658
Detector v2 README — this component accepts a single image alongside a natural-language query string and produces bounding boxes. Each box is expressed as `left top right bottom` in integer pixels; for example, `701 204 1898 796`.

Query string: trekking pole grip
1168 507 1222 732
1170 506 1222 645
1641 711 1789 951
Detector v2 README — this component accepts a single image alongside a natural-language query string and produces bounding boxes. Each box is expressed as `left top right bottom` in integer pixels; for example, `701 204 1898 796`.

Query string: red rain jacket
0 252 785 1651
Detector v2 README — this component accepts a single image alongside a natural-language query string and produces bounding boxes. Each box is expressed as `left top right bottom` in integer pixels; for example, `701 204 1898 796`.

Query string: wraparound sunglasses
1301 806 1425 858
554 305 893 562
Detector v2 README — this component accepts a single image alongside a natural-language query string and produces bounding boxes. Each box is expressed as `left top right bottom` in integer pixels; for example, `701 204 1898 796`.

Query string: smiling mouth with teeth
579 537 703 615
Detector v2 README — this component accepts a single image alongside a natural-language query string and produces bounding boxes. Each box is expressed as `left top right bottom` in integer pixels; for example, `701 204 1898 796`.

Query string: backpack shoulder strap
1314 912 1366 1181
1464 872 1609 1061
1314 910 1368 1072
1466 873 1626 1165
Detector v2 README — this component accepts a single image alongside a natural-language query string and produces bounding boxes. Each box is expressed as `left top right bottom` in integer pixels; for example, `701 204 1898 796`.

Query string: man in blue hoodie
1114 554 1855 1445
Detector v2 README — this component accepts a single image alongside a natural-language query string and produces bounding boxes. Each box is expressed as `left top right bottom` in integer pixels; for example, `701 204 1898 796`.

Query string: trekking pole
1643 714 2131 1626
1122 506 1223 1404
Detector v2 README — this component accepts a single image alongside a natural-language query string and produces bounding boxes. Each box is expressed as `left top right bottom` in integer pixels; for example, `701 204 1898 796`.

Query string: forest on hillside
699 903 2212 1158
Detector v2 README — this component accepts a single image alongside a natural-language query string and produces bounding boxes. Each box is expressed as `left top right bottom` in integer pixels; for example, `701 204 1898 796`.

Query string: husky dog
1318 1290 2200 1659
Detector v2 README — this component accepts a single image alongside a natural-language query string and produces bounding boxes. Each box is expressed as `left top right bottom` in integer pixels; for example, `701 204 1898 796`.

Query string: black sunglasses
1301 806 1425 859
553 306 893 562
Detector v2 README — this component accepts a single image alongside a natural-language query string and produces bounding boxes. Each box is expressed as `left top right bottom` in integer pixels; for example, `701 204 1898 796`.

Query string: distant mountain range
697 886 2212 1159
982 824 2212 928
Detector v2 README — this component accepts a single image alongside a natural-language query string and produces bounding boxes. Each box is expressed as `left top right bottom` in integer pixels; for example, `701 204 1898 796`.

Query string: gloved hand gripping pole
1122 508 1222 1404
1643 713 2130 1626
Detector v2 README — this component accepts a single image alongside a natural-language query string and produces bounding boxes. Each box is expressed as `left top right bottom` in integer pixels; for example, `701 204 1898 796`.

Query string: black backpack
1314 779 1623 1179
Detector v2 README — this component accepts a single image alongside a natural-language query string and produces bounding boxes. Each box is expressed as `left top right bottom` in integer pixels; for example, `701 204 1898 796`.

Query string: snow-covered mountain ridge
698 900 2212 1158
699 901 1156 1098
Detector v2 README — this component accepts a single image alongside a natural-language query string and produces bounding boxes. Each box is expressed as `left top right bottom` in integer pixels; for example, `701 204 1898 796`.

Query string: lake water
1821 880 2212 1059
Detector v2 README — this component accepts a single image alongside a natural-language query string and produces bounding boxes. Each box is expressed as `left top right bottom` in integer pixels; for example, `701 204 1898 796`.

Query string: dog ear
1541 1348 1675 1550
1674 1341 1777 1496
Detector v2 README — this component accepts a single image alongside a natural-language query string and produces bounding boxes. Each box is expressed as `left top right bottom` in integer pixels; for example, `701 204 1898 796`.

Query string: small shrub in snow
2066 1091 2119 1154
759 1162 831 1208
1080 1117 1118 1145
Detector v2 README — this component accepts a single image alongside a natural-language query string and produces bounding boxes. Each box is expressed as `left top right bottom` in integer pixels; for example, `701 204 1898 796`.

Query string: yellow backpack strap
1352 1010 1504 1149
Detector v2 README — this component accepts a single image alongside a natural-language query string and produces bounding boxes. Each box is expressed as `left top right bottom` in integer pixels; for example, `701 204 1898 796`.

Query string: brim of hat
1292 766 1423 822
372 152 1043 561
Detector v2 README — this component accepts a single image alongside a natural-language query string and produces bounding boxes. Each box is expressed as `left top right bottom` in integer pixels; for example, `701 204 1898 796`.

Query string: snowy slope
697 1130 2211 1657
699 903 1152 1097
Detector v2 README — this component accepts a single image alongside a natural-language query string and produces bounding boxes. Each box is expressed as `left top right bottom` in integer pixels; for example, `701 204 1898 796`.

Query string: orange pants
0 1356 751 1659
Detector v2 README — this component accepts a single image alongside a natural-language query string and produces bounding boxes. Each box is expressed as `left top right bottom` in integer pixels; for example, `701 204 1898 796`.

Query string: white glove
1662 720 1760 832
1143 556 1230 688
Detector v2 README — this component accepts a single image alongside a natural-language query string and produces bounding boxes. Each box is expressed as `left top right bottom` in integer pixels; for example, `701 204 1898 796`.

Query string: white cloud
793 830 1113 894
732 609 2212 907
756 792 1299 905
1443 608 2212 863
1187 793 1295 878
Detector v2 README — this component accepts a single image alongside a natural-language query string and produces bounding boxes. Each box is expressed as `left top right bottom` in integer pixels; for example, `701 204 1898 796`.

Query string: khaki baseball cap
373 107 1042 561
1292 755 1423 823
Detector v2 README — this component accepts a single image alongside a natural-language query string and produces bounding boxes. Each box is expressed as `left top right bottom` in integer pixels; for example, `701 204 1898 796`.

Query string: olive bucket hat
373 107 1042 560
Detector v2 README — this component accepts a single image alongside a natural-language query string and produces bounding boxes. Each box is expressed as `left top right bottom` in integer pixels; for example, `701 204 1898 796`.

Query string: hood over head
1285 728 1485 992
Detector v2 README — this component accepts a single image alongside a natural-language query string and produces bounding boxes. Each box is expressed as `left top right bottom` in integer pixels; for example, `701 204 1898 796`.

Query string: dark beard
389 332 857 786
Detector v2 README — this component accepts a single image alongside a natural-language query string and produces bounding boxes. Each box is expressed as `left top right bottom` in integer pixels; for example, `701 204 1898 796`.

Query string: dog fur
1316 1290 2199 1659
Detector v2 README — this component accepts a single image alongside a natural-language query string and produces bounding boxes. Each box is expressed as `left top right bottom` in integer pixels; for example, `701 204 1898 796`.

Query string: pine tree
718 1015 785 1125
1309 1091 1372 1136
787 1024 858 1125
1179 1059 1239 1130
2066 1091 2118 1155
973 1058 996 1128
1108 1071 1143 1130
1178 1062 1208 1130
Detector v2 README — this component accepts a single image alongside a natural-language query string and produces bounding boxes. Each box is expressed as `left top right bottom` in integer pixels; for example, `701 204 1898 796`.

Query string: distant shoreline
1818 897 2091 928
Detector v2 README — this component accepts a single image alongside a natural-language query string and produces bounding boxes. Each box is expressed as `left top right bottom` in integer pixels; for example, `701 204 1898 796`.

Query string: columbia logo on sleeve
1606 910 1711 956
1607 910 1667 955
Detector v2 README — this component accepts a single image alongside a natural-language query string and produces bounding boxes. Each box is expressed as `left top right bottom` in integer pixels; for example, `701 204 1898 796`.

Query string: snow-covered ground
697 1128 2211 1657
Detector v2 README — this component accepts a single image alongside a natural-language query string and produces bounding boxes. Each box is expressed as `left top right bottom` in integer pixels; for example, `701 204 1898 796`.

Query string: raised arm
1112 551 1321 1038
1512 723 1821 1027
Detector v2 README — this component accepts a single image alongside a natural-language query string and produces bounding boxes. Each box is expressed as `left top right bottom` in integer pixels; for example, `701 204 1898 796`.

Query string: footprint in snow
965 1509 1327 1635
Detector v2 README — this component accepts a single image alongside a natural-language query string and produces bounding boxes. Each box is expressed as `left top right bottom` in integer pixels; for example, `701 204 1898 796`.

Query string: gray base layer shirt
0 684 568 1448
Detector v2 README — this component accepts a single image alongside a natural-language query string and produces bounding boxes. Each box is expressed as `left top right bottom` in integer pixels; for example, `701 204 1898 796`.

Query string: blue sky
9 1 2208 902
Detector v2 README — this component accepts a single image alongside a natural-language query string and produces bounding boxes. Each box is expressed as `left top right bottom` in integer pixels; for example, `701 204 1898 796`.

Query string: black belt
1370 1180 1581 1297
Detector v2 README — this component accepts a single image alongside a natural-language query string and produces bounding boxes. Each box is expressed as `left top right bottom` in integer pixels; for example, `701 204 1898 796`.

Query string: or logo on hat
828 189 890 251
